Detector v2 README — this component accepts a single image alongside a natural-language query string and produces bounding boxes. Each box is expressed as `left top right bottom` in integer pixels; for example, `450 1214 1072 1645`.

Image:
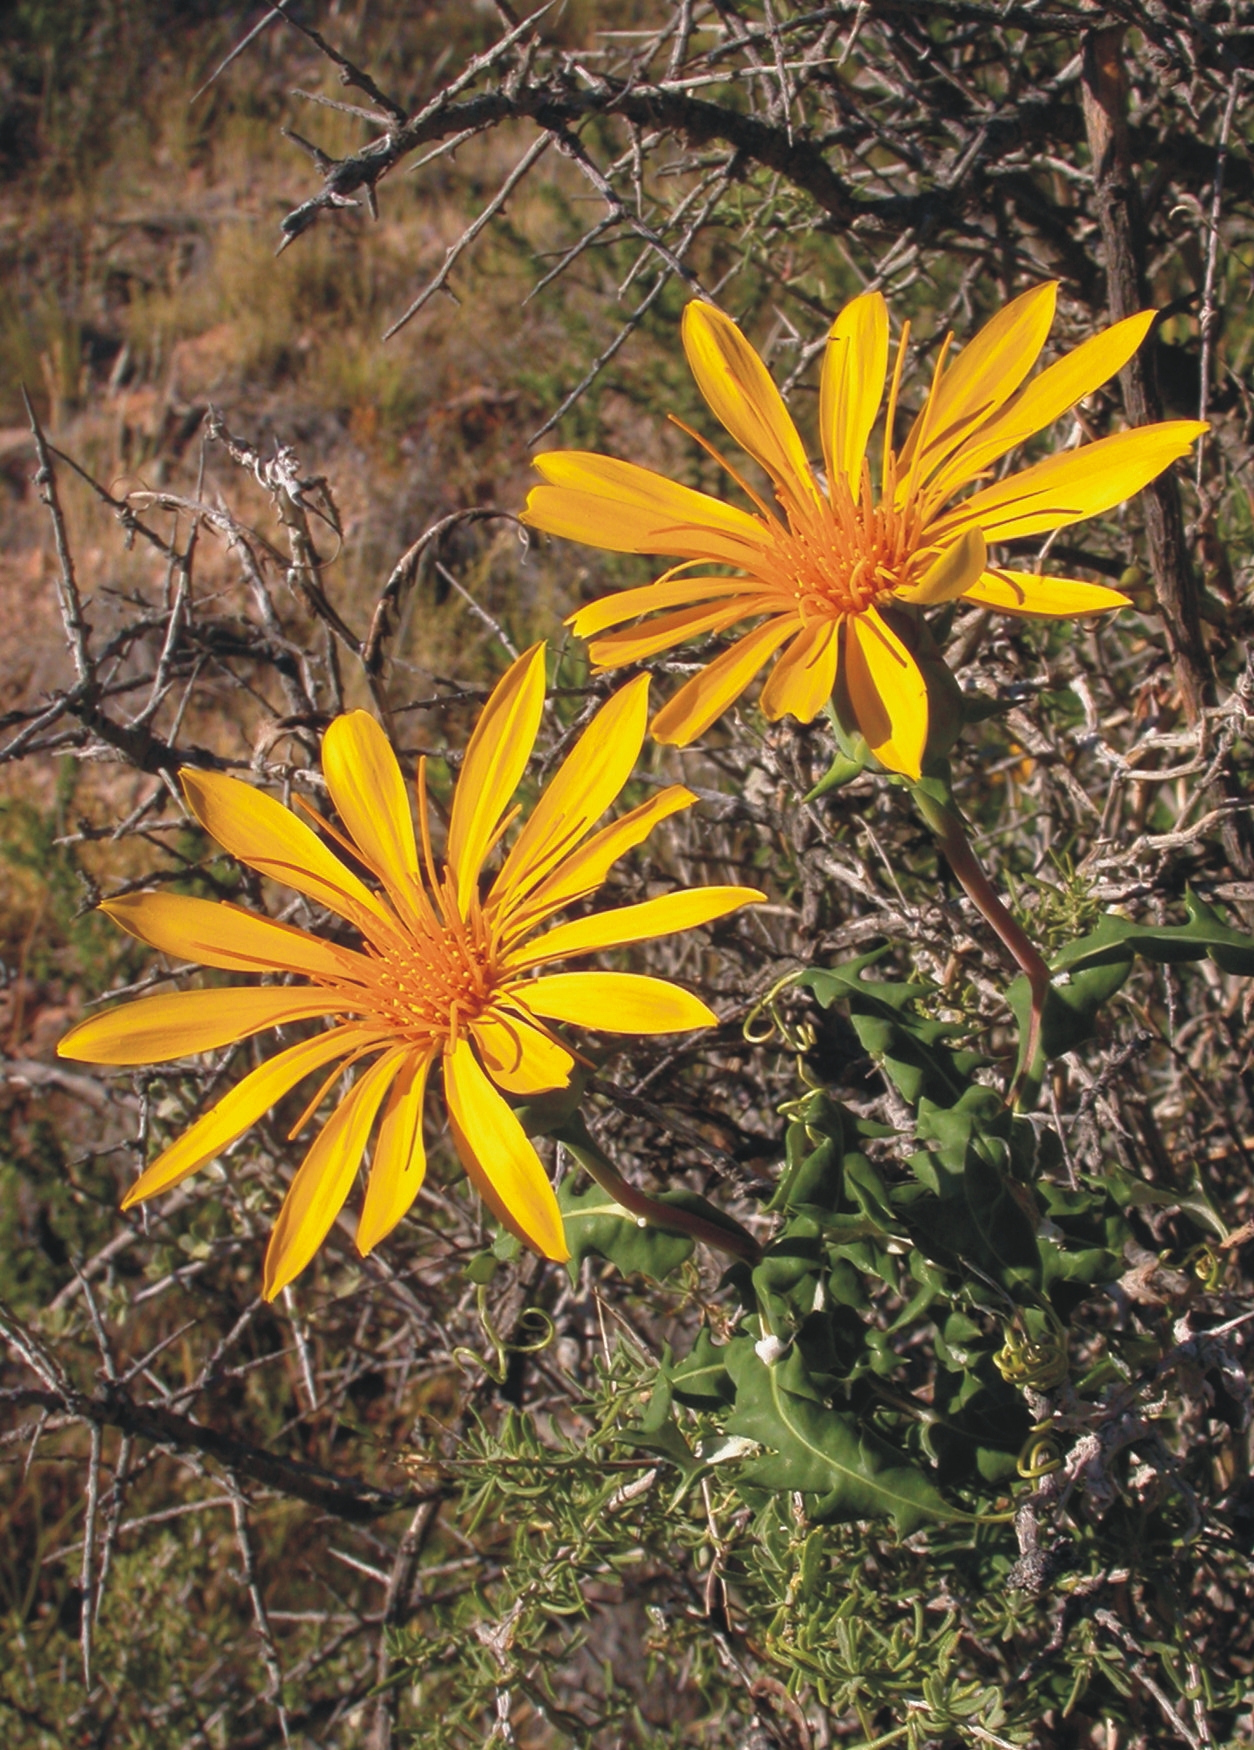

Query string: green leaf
1009 891 1254 1098
724 1346 955 1533
1038 1235 1122 1294
1053 891 1254 977
962 691 1013 725
616 1419 701 1477
668 1327 737 1410
963 1147 1041 1291
753 1227 824 1299
795 948 903 1012
464 1250 498 1286
917 1086 1007 1176
799 956 982 1108
805 749 868 801
1102 1166 1229 1241
557 1178 694 1282
770 1117 846 1216
927 1369 1029 1486
1007 959 1132 1103
843 1152 897 1229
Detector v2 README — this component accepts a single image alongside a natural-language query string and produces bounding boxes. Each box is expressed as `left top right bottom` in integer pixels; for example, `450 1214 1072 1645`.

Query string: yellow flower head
523 284 1206 778
59 647 762 1298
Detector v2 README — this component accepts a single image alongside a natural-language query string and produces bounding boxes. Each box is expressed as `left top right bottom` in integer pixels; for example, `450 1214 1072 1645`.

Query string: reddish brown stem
911 786 1051 1099
555 1118 761 1265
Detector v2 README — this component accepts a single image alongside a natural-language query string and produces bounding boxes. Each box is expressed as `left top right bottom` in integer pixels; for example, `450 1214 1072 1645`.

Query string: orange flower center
324 882 502 1050
757 459 926 622
373 922 494 1037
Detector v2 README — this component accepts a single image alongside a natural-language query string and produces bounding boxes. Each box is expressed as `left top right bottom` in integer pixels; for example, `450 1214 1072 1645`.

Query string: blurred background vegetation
2 2 1254 1747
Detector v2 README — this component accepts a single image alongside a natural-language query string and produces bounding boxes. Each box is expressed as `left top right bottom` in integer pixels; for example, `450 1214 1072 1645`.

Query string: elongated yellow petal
443 1038 568 1261
759 622 839 724
511 786 695 931
569 575 759 640
58 984 352 1066
931 420 1207 544
356 1049 433 1255
263 1048 406 1298
962 569 1132 617
525 452 769 568
682 301 820 508
927 309 1157 502
321 711 422 923
181 769 392 932
121 1026 374 1208
526 971 717 1033
470 1010 574 1094
899 528 986 605
650 615 797 746
588 598 775 668
490 674 649 918
506 886 765 971
447 643 546 912
844 609 929 781
820 291 889 488
101 891 355 982
898 284 1057 486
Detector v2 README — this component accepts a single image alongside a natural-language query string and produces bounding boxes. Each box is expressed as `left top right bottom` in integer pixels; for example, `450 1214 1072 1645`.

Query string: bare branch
226 1475 292 1747
1 1378 440 1522
382 132 553 340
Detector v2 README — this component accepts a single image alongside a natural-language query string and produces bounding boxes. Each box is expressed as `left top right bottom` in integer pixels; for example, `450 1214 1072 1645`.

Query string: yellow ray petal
470 1010 574 1095
510 786 696 933
525 452 769 568
931 419 1207 544
101 891 355 982
443 1038 568 1261
181 769 392 932
844 608 929 781
759 622 839 723
820 291 889 488
59 984 353 1067
682 301 820 508
899 528 987 605
321 711 422 922
526 971 717 1033
121 1026 374 1209
263 1048 406 1298
650 615 797 746
356 1049 434 1256
446 643 546 912
588 596 783 668
962 569 1132 617
569 575 760 641
506 885 765 970
897 283 1058 486
927 309 1157 502
490 674 650 918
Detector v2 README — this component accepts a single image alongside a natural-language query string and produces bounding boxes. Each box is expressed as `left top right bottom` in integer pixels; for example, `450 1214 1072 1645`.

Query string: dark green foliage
557 1177 695 1281
1009 891 1254 1098
611 956 1150 1531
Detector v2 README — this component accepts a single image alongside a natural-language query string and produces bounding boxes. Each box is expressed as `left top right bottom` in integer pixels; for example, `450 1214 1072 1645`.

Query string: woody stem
909 785 1052 1100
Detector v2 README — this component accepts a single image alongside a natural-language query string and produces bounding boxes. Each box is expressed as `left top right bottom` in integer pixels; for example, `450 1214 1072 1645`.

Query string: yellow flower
59 647 763 1298
523 284 1206 779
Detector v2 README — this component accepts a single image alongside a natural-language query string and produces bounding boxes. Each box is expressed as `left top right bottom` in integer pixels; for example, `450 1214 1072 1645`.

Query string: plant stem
909 784 1052 1099
555 1117 762 1265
